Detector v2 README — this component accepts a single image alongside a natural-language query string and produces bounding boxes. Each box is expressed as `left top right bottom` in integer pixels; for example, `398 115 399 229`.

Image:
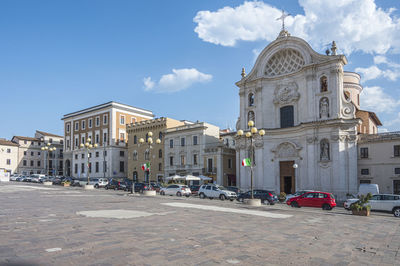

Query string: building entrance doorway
394 180 400 195
279 161 295 194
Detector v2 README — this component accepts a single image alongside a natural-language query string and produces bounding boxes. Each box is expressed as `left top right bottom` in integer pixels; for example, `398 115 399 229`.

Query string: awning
177 175 201 181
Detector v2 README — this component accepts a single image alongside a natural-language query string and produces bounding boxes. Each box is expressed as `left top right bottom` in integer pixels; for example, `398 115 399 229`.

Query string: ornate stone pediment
273 82 300 105
271 142 302 158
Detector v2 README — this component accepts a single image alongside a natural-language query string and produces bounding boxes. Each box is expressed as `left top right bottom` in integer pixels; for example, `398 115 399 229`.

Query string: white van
358 183 379 196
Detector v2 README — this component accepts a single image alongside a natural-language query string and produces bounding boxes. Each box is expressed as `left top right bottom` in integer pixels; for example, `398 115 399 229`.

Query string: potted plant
350 193 372 216
279 192 286 203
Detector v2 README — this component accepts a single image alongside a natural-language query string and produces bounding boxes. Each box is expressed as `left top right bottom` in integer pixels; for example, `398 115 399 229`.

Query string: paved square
0 182 399 265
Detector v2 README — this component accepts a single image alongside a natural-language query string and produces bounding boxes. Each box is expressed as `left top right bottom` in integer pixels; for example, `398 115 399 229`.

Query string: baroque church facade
235 30 368 201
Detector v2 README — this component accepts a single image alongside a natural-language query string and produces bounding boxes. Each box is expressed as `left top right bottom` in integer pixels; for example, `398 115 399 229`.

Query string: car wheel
199 193 205 199
139 189 143 194
105 186 108 190
160 191 165 196
95 184 99 189
219 194 226 201
176 192 182 197
114 187 117 190
185 194 190 198
322 204 332 210
393 207 400 217
209 197 213 200
230 198 234 201
290 201 299 208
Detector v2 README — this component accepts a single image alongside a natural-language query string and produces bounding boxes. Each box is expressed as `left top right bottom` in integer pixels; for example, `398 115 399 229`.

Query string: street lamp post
41 143 56 177
138 131 161 196
79 137 98 189
237 120 265 205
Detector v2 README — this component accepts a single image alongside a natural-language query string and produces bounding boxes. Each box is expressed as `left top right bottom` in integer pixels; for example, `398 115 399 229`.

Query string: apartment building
11 130 64 175
62 101 154 179
357 133 400 194
126 117 186 182
164 122 221 182
0 139 19 174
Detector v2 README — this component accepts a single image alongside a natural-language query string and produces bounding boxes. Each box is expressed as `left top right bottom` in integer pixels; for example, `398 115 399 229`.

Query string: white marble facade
235 32 359 200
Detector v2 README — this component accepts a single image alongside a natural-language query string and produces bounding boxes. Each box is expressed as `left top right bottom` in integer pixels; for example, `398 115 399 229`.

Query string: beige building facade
0 139 19 174
127 117 185 182
62 101 154 179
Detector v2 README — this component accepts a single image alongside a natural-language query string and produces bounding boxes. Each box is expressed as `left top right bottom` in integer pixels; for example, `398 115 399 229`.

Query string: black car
105 179 124 190
226 186 241 194
237 190 278 204
122 180 133 192
134 183 151 193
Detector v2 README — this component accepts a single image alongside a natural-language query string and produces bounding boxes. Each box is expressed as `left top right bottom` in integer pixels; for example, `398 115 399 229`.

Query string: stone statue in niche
320 76 328 92
319 97 329 119
320 140 330 161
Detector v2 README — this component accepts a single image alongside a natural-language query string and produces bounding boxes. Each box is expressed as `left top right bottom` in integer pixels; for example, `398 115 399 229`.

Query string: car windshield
218 186 228 191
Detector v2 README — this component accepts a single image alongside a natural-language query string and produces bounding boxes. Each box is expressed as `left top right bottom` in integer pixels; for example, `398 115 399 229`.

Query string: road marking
45 248 62 252
162 202 292 219
76 209 174 219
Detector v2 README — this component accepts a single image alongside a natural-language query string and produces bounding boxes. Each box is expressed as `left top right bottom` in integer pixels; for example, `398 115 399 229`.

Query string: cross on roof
276 10 290 31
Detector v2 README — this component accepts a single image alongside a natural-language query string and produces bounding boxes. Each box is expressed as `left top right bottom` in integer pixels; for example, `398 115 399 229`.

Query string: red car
286 191 336 210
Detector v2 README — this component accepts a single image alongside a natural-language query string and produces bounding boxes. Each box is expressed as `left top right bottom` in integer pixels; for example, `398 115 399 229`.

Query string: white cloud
356 65 400 81
143 68 212 93
360 86 399 112
384 112 400 127
193 0 400 54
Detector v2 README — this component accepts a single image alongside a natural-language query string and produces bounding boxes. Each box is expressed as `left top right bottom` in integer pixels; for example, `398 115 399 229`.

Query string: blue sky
1 0 400 139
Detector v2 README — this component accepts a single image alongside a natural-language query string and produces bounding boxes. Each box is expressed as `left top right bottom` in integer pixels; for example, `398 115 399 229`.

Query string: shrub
350 193 372 211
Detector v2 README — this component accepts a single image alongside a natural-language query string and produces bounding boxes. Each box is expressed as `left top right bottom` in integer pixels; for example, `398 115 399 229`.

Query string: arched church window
248 93 255 106
320 139 330 161
247 111 255 128
133 135 137 144
133 150 138 161
159 149 162 158
144 150 149 160
320 76 328 92
280 106 294 128
319 97 329 119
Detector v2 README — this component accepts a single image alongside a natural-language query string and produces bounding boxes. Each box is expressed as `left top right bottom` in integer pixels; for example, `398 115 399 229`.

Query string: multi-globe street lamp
237 120 265 204
41 143 56 177
137 131 161 196
79 137 98 188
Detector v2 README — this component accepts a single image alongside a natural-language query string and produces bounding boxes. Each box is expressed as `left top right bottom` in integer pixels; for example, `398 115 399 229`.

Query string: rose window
265 49 305 77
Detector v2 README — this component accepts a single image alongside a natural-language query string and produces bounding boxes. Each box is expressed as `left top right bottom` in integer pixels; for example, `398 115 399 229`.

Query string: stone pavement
0 182 399 265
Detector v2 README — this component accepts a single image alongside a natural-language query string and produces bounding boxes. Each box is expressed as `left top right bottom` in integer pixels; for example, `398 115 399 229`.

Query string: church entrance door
279 161 295 194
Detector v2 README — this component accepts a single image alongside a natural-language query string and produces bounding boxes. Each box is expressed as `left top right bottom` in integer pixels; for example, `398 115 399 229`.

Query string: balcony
202 167 217 174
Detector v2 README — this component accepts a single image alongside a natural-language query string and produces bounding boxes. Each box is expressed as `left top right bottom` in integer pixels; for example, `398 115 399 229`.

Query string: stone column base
244 198 261 206
43 181 53 186
83 184 94 190
143 190 156 196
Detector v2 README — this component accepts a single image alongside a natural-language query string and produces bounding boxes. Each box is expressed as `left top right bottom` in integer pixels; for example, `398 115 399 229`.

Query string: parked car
17 176 28 182
10 175 20 181
285 190 314 202
150 183 162 192
24 176 32 182
286 191 336 210
226 186 241 194
358 183 379 196
190 185 200 195
198 184 237 201
94 178 109 188
105 179 125 190
344 194 400 217
134 183 151 193
237 190 278 204
160 184 191 197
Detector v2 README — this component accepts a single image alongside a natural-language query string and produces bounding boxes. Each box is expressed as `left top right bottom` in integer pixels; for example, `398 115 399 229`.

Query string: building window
159 149 162 158
82 120 86 130
96 152 99 158
120 115 125 125
193 154 198 165
248 93 254 106
169 156 174 166
103 133 107 144
81 153 84 159
30 160 34 166
24 151 27 156
67 124 70 133
134 135 137 144
360 147 369 158
104 150 107 157
96 117 100 127
181 155 185 165
6 148 10 153
228 158 232 169
104 161 107 173
6 159 11 165
159 132 163 141
95 162 99 173
395 168 400 175
95 134 99 144
360 180 371 184
81 136 85 145
133 151 138 161
170 139 173 148
181 138 185 146
320 76 328 92
158 163 162 171
81 163 85 173
120 151 125 157
75 122 79 131
280 106 294 128
38 152 40 156
74 164 78 174
144 150 149 160
23 160 27 166
37 161 40 167
103 114 108 125
119 161 124 172
394 145 400 157
131 117 136 123
361 169 369 175
88 119 92 128
208 158 213 173
193 136 198 145
31 151 34 156
75 154 78 159
394 180 400 195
